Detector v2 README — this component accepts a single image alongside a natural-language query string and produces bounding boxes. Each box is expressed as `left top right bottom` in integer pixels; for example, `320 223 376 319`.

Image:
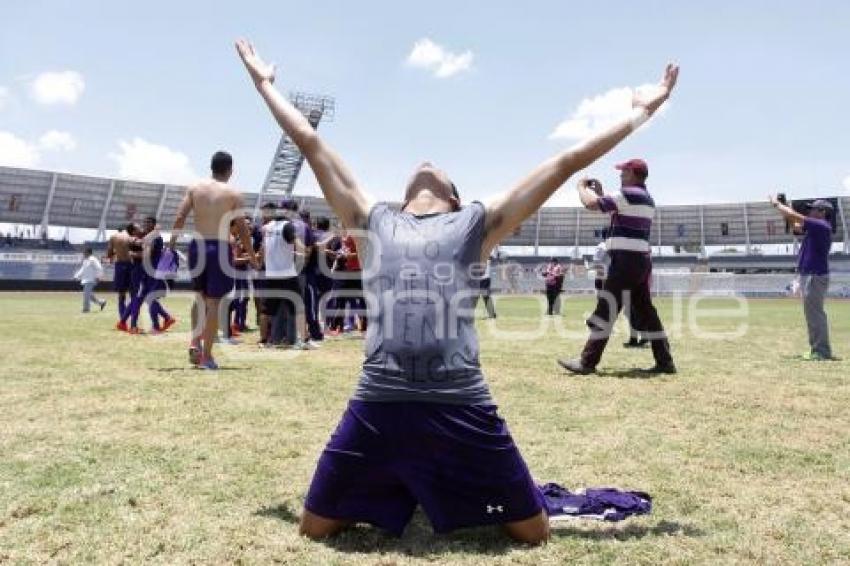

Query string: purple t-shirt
291 218 314 248
798 217 831 275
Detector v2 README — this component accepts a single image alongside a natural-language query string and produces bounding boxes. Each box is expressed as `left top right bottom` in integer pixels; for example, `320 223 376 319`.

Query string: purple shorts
140 274 167 296
305 401 542 536
113 261 132 292
188 240 233 299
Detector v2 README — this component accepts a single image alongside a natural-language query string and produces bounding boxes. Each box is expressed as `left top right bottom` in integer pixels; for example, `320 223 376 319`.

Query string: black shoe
639 362 677 375
623 339 648 348
558 358 595 375
188 347 201 366
100 301 107 312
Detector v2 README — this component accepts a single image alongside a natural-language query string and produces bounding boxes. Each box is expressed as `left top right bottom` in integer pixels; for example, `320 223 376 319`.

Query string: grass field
0 291 848 565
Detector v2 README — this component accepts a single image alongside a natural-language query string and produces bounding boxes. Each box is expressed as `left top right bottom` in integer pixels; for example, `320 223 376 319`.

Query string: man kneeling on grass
237 38 678 543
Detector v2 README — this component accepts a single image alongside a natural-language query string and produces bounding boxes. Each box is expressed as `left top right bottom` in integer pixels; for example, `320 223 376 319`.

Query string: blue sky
1 0 849 209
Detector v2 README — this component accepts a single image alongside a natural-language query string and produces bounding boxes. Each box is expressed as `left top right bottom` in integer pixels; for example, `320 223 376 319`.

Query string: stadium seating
3 165 848 252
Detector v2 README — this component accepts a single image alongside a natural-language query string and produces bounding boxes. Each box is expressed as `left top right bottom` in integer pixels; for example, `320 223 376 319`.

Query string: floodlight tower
254 91 335 215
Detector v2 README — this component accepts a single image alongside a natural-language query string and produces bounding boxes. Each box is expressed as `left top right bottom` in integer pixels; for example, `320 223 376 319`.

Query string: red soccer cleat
128 327 145 335
116 321 129 332
230 324 241 337
161 317 177 332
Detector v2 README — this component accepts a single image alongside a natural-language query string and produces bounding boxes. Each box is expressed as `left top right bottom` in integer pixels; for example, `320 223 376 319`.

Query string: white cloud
0 87 9 111
0 131 40 167
549 84 667 141
31 71 85 105
109 137 199 184
406 38 474 78
38 130 77 151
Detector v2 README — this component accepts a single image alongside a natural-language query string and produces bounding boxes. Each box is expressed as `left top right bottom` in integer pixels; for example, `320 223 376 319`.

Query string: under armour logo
486 504 504 514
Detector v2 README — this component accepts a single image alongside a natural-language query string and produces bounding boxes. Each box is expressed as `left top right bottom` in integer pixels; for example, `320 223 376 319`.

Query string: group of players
106 215 176 335
224 198 369 351
106 183 370 361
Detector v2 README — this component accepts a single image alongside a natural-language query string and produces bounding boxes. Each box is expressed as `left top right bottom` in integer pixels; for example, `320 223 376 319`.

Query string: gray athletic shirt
352 202 493 405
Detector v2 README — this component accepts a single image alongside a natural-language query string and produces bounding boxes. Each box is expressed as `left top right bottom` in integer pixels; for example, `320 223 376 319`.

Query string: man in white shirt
260 204 311 349
74 247 107 313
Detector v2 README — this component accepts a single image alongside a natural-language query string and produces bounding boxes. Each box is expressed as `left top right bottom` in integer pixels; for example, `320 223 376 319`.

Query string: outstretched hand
235 39 276 87
633 63 679 116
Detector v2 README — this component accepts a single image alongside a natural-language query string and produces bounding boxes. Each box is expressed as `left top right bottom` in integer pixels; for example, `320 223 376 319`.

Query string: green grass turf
0 291 848 564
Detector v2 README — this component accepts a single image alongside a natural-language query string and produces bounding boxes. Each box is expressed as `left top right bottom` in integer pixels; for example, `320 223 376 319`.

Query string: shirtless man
107 224 135 324
237 39 677 542
169 151 257 369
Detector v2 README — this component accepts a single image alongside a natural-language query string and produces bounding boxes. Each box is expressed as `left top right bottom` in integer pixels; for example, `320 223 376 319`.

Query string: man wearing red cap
559 159 676 375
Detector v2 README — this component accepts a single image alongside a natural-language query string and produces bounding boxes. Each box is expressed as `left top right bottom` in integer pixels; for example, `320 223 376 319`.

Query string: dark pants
545 288 560 315
581 251 672 368
265 277 300 345
625 304 645 342
316 273 335 329
596 277 641 339
330 273 365 331
480 278 496 318
304 271 323 340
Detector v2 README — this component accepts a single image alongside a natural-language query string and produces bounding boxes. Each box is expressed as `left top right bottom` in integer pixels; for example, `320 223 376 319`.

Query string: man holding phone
769 195 835 360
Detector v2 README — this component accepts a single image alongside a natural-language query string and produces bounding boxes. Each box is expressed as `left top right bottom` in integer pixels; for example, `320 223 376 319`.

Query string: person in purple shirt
298 208 324 340
139 216 176 335
770 196 835 360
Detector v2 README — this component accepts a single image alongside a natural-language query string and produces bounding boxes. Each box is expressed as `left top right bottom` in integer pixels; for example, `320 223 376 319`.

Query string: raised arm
576 178 605 211
769 195 806 226
236 39 373 229
481 64 679 255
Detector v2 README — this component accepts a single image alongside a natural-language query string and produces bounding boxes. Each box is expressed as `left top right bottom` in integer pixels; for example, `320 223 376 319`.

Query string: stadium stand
2 160 849 296
3 165 848 251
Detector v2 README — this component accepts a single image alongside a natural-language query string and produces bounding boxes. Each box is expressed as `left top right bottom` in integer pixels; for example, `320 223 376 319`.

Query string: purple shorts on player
113 261 132 292
140 274 167 295
188 240 233 299
304 401 543 536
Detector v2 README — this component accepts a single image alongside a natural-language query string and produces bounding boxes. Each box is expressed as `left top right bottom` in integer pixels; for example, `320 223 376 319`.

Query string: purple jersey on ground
538 483 651 522
798 217 831 275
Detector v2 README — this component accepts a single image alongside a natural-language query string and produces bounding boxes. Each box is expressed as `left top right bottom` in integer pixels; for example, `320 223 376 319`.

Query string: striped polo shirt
597 185 655 254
